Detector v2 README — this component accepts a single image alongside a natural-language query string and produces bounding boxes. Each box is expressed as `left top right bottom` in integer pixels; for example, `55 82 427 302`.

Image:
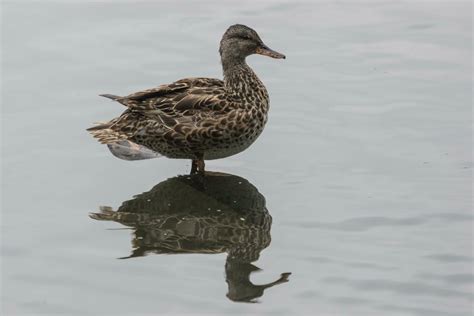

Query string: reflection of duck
90 172 290 302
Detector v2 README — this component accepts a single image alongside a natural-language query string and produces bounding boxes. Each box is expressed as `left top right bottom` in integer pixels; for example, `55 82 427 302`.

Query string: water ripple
425 254 473 263
322 276 473 300
291 213 473 231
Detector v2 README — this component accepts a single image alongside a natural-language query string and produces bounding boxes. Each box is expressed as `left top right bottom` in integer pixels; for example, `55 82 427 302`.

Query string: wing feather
107 78 226 114
89 77 234 151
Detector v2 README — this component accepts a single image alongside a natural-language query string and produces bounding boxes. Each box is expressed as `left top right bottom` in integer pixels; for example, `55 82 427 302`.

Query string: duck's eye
232 34 252 41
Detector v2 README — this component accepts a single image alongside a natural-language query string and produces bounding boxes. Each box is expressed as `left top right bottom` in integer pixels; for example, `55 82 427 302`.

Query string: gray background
2 1 472 315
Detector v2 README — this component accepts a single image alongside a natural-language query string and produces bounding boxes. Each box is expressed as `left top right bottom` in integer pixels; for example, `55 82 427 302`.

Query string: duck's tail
87 121 127 144
99 94 122 101
99 94 131 107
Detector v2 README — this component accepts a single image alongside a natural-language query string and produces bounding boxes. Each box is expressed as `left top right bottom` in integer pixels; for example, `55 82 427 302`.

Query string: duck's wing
107 77 228 115
88 77 235 150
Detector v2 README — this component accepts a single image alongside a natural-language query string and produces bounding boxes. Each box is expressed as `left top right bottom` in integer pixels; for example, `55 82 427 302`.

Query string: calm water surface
2 1 472 315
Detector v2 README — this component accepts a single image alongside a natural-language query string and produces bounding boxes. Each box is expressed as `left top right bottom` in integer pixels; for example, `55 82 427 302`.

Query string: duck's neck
221 56 269 104
221 50 246 74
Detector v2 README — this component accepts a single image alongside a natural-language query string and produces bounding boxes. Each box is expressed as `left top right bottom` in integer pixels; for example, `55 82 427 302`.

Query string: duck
87 24 285 174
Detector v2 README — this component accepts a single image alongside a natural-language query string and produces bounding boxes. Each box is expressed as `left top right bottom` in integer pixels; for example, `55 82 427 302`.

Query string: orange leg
196 159 205 175
190 156 205 175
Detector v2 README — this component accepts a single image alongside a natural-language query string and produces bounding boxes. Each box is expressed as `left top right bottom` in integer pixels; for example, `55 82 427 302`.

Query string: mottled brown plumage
87 24 285 174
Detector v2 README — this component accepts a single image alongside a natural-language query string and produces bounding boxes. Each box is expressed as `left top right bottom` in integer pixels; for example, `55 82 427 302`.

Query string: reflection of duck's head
90 172 290 302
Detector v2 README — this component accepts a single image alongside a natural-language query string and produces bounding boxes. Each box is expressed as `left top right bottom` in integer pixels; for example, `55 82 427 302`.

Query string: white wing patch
107 140 161 161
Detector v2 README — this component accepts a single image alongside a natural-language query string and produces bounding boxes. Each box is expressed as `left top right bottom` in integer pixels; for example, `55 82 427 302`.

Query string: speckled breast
133 106 268 160
203 114 268 160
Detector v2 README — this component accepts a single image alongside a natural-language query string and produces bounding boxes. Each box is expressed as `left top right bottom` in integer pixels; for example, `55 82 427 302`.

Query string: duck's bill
256 45 286 59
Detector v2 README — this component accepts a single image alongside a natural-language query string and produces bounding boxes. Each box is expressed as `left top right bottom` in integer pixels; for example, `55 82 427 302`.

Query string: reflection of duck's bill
226 271 292 303
269 272 291 287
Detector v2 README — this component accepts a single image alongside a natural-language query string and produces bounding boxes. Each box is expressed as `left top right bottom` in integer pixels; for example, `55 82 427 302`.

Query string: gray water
2 1 473 315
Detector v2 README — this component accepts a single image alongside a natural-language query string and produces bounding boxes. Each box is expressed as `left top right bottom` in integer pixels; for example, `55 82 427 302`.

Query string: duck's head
219 24 285 66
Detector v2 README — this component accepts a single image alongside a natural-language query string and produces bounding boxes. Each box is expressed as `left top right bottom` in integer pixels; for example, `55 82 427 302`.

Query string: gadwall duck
87 24 285 174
